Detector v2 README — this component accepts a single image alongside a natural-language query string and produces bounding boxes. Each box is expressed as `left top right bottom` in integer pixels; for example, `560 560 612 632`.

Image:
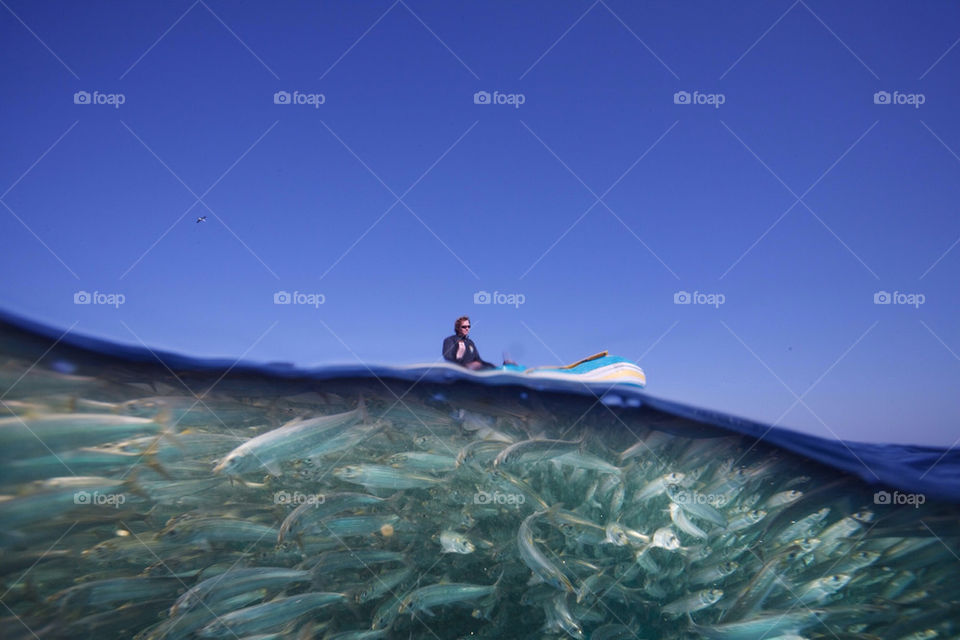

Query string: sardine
398 579 498 616
440 529 475 554
213 404 365 476
333 464 443 490
662 588 723 617
518 511 574 592
197 591 347 637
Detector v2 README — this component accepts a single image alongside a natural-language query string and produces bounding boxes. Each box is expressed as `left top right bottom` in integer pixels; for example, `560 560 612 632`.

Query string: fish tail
541 503 562 525
342 595 365 621
492 567 505 591
122 471 149 500
383 491 405 509
127 432 173 482
144 447 172 481
154 407 184 451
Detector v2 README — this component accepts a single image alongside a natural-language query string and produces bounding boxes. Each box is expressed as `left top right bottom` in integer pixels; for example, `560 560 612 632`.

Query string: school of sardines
1 362 959 640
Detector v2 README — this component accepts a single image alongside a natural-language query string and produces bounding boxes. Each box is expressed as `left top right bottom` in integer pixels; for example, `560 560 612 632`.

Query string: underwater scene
1 315 958 640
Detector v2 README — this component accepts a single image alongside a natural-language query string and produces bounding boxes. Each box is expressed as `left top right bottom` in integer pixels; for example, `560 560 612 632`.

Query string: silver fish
387 451 457 472
197 591 347 637
663 588 723 617
355 566 415 604
172 567 312 614
0 413 168 460
635 472 686 501
277 491 387 543
690 561 738 586
213 404 365 475
518 511 574 592
440 529 475 554
333 464 443 490
493 437 583 467
398 579 498 616
791 574 851 605
669 502 708 539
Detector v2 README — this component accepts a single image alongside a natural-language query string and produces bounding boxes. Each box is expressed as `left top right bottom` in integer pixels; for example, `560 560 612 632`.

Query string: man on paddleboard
442 316 498 370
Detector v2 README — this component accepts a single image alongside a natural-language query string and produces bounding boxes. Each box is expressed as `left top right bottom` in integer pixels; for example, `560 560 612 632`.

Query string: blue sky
1 1 958 446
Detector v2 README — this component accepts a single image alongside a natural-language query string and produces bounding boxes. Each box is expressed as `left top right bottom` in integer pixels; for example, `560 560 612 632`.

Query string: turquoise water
1 313 958 639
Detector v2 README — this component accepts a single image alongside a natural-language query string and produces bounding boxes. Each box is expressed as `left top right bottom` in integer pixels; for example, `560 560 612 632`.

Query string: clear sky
2 1 958 446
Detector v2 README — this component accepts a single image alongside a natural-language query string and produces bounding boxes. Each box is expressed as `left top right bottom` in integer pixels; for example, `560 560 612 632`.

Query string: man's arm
442 336 459 362
470 341 496 369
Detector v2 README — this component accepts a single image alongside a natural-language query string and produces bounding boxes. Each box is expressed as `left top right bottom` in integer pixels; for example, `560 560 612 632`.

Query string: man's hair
455 316 471 332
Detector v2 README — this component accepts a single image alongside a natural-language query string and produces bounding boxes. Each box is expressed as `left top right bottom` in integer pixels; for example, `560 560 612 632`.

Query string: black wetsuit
442 335 495 369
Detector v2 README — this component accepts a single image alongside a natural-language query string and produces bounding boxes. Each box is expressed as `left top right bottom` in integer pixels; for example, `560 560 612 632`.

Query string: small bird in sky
196 216 207 223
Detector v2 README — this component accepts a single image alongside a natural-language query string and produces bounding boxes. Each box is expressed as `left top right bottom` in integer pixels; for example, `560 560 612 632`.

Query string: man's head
455 316 471 338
